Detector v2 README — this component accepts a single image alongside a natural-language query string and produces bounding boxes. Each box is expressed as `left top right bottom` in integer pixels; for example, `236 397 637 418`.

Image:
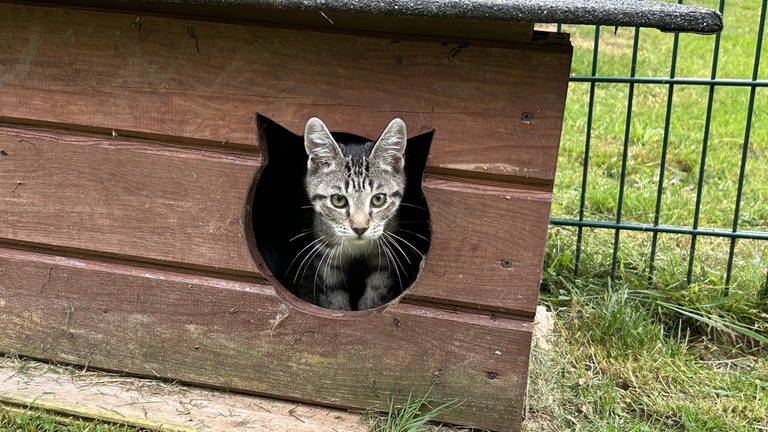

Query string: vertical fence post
610 27 641 282
648 21 681 286
725 0 767 293
764 269 768 299
688 0 724 287
573 25 601 277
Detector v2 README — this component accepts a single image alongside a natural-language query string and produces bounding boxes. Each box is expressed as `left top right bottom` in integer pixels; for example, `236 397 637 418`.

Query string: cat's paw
320 290 352 310
358 272 392 309
357 291 385 310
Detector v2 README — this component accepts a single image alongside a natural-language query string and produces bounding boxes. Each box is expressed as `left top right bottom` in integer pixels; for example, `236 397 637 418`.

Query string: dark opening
251 115 432 311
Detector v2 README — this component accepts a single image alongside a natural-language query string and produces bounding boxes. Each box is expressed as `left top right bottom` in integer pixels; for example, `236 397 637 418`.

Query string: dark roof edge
303 0 723 34
21 0 724 34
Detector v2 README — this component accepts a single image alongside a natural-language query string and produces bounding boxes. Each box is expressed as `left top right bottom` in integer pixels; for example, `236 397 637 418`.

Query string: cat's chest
319 241 387 291
324 240 384 270
341 240 380 261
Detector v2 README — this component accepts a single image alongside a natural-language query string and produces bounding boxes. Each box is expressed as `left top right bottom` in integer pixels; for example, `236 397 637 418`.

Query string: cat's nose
350 212 370 237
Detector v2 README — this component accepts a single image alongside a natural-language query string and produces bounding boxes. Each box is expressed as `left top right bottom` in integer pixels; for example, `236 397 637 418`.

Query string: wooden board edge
0 246 533 430
0 357 365 432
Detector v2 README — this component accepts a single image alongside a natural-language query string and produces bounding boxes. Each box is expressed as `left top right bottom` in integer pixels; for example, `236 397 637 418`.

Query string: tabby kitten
293 117 409 310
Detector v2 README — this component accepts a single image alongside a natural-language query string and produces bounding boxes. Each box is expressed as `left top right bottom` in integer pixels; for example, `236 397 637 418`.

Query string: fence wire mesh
548 0 768 295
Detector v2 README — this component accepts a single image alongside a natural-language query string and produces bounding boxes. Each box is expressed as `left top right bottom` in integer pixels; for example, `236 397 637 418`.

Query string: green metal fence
549 0 768 294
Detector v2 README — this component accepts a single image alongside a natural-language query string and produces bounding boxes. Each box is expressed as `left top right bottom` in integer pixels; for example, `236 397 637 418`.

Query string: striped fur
290 118 412 310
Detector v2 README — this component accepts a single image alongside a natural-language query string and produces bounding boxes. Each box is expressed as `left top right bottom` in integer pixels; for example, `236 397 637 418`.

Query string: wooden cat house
0 1 721 430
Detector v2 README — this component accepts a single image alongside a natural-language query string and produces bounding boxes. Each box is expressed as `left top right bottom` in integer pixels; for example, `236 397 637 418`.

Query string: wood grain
0 358 363 432
0 3 571 181
0 5 573 428
0 124 262 276
1 124 547 316
0 246 532 431
409 177 552 318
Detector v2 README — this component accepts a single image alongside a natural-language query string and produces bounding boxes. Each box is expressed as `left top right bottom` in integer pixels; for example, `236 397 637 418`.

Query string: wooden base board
0 356 364 432
0 306 555 431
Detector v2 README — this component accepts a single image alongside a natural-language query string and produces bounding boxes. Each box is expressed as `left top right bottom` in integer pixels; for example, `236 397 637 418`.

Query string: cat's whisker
385 231 425 257
293 239 328 284
383 235 416 292
375 239 384 274
397 220 431 225
382 236 409 288
313 246 333 289
310 247 331 301
398 202 428 211
324 245 338 282
295 243 325 285
397 228 430 243
286 236 326 275
379 238 403 290
382 232 412 265
342 238 351 256
332 244 347 288
288 229 314 242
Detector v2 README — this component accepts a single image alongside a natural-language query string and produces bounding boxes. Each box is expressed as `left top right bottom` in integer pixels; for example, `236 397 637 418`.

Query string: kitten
293 117 409 310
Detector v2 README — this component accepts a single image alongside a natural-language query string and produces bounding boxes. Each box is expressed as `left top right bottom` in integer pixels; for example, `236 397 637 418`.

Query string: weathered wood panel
0 125 262 276
0 246 532 431
0 3 571 182
1 124 546 316
0 4 573 429
0 357 363 432
409 177 551 318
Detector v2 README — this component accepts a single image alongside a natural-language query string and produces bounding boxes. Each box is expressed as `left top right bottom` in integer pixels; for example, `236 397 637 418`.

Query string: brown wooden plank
0 3 571 181
1 124 546 316
0 358 364 432
0 124 262 276
0 246 532 431
406 176 552 318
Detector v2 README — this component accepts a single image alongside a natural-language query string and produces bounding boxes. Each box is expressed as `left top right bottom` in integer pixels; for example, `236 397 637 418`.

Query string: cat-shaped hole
251 115 432 311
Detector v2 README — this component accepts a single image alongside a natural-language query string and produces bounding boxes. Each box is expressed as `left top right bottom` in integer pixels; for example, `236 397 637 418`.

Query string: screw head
521 112 534 124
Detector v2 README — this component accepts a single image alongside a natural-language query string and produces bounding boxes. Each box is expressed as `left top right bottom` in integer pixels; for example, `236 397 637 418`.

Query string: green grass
530 0 768 430
0 406 142 432
526 290 768 432
551 0 768 293
547 0 767 343
366 389 461 432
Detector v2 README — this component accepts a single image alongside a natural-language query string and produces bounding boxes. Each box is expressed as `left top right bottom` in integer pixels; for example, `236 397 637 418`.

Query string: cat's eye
371 193 387 207
330 194 348 208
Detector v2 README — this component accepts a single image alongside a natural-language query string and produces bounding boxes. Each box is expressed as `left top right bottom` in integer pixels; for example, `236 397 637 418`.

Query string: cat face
304 117 407 245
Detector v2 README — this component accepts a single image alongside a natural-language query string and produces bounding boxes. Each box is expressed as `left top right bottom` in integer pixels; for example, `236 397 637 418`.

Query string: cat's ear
371 118 407 172
304 117 343 172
